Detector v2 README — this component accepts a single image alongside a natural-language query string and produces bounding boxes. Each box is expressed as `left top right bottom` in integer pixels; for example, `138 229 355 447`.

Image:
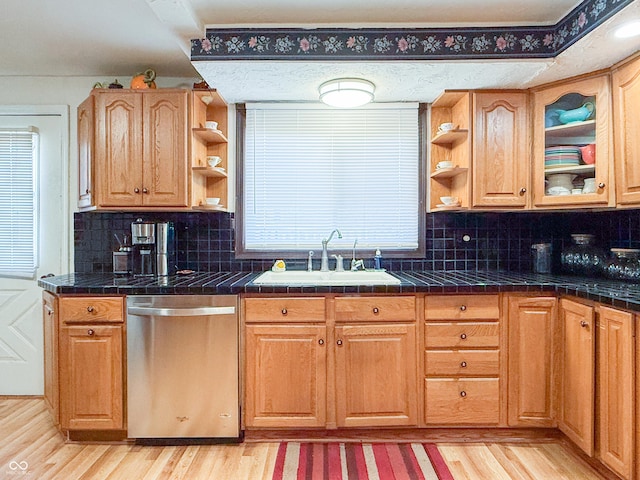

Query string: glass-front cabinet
531 74 614 208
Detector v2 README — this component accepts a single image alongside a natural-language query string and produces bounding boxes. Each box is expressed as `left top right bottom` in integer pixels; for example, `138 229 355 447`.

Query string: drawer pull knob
460 361 467 368
87 306 94 313
318 339 325 346
87 329 95 336
460 305 467 311
134 187 140 193
336 339 343 346
142 188 149 194
281 308 288 316
519 187 527 194
598 182 605 189
460 333 467 340
460 391 467 398
372 307 379 314
580 320 588 328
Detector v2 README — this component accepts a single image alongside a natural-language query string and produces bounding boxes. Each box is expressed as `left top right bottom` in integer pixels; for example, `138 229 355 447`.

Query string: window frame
234 103 427 260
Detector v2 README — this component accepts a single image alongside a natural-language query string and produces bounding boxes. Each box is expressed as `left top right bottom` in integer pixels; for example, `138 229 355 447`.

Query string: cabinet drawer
335 296 415 322
59 297 124 324
425 322 500 348
425 378 500 424
425 350 499 376
244 297 325 323
425 295 499 320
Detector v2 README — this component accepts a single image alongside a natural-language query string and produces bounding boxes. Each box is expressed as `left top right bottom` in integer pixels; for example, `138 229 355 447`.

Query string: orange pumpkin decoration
130 69 157 89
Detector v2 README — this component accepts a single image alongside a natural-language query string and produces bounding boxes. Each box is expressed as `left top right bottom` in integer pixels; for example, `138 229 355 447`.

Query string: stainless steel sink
252 270 401 286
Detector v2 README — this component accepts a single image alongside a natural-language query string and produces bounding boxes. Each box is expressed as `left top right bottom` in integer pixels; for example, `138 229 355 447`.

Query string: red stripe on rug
423 444 455 480
271 442 454 480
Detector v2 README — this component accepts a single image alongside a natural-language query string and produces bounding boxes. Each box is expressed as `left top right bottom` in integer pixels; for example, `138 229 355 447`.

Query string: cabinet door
507 296 558 427
245 324 326 428
532 75 613 208
612 55 640 206
142 91 188 206
558 298 595 456
472 92 529 208
95 92 143 206
335 323 417 427
597 306 635 480
59 324 123 430
42 292 59 424
77 96 94 209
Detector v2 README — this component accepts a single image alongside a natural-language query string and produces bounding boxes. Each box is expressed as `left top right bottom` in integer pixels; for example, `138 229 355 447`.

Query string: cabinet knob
460 333 467 340
336 339 343 346
87 329 95 336
86 306 94 313
281 308 288 316
598 182 605 189
460 361 467 368
372 307 379 314
142 188 149 194
460 391 467 398
134 187 140 194
318 338 325 346
519 187 527 195
460 305 467 311
580 320 589 328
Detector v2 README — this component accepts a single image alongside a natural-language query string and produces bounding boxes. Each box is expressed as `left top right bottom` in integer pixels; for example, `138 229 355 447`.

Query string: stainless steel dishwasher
126 295 240 442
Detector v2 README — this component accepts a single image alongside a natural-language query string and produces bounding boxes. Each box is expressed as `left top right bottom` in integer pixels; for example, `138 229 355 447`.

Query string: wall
74 209 640 275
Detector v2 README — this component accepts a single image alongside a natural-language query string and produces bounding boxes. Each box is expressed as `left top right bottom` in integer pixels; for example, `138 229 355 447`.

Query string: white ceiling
3 0 640 103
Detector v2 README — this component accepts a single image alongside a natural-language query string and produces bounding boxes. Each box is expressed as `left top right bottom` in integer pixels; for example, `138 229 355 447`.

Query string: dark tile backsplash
74 209 640 274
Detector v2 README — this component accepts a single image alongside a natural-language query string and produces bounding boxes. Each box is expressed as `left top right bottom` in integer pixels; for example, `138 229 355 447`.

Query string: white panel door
0 108 68 394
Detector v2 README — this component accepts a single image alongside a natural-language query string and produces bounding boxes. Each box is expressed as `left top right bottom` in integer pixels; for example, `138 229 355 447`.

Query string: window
0 128 39 278
238 103 423 258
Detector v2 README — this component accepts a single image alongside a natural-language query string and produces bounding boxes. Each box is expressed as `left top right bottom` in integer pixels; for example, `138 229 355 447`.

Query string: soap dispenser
374 249 382 270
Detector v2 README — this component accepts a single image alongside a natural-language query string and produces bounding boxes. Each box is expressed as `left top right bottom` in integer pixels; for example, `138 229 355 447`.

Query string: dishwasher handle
127 305 236 317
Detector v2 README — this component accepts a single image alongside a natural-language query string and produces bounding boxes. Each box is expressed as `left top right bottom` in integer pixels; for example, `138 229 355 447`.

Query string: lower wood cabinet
597 305 635 480
424 294 503 425
558 298 595 457
507 295 558 427
243 295 418 429
43 293 125 432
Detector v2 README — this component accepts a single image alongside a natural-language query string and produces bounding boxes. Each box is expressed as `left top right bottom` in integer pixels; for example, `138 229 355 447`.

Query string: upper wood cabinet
612 53 640 207
472 91 530 209
77 96 94 210
531 74 613 209
79 89 189 210
506 295 558 427
558 298 595 456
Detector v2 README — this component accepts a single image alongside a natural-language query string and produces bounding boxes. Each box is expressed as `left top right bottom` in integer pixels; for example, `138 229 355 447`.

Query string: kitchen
3 0 640 478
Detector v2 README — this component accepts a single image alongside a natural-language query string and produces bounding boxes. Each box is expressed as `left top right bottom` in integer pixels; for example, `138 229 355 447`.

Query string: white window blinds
0 128 39 278
243 103 419 252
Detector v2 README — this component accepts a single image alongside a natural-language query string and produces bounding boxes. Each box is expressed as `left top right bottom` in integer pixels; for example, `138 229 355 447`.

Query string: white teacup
436 160 454 169
205 121 218 130
207 156 222 167
438 122 455 132
440 196 459 206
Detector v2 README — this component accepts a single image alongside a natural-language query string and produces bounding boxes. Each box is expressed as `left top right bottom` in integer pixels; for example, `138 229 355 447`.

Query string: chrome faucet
321 229 342 271
351 238 365 271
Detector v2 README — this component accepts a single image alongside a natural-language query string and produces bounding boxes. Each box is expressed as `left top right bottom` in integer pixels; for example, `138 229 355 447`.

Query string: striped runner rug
271 442 455 480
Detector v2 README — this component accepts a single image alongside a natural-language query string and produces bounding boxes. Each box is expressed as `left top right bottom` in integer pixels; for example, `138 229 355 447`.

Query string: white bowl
205 121 218 130
440 196 459 205
207 156 222 167
205 197 220 205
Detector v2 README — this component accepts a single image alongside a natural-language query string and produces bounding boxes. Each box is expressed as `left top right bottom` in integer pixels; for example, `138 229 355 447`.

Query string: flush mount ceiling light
615 20 640 38
319 78 375 108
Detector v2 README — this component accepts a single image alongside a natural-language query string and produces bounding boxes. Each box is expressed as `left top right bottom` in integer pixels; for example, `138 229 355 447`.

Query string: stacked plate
544 146 581 169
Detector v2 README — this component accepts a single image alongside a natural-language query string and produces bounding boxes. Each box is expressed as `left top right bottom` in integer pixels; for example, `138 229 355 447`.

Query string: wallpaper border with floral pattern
191 0 633 61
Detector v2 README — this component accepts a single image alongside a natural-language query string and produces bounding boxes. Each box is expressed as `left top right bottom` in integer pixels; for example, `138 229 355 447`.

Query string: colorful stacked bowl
544 146 581 169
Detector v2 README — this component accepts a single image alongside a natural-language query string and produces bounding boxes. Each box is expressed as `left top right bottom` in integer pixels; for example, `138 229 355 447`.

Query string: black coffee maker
131 219 156 276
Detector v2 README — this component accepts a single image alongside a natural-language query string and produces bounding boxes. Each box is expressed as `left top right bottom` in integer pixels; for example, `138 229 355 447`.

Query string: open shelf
192 166 228 178
192 204 227 212
430 166 468 179
192 128 228 144
430 129 469 145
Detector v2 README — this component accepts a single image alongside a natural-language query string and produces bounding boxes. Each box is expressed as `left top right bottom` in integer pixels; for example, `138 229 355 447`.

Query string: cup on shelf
205 197 220 205
207 156 222 167
436 160 454 170
582 178 596 194
437 122 456 133
579 144 595 164
205 120 218 130
439 196 459 206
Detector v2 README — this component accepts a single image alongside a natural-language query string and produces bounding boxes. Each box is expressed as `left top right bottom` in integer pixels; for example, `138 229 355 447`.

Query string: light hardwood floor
0 397 616 480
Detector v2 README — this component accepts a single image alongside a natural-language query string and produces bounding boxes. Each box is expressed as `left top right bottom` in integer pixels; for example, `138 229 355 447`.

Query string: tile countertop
38 270 640 313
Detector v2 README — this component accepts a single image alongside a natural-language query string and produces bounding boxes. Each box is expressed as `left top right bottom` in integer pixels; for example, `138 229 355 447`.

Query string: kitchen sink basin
252 270 401 286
